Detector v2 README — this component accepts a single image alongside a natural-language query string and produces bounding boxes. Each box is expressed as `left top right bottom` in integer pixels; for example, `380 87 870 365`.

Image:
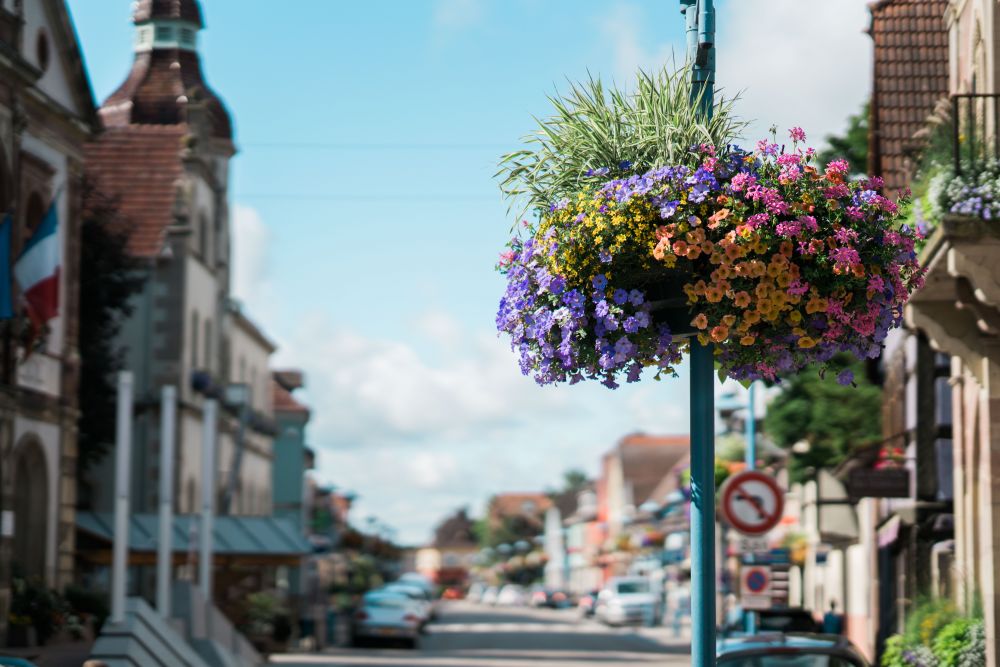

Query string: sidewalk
2 641 93 667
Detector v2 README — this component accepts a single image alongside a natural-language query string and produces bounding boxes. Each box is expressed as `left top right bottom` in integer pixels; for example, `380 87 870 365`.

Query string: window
191 312 200 369
155 25 174 41
198 213 210 262
35 30 49 73
180 27 195 47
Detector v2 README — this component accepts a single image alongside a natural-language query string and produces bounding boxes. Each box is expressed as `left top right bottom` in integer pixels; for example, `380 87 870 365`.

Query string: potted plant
496 66 924 388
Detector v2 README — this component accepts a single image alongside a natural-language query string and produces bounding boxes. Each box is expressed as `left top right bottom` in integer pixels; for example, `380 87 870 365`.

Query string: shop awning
76 511 311 563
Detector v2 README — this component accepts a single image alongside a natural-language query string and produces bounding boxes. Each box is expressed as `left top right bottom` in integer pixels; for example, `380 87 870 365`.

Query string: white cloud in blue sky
71 0 871 544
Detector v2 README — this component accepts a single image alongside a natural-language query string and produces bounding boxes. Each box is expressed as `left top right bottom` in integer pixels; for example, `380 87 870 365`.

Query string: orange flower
672 240 688 256
733 291 751 308
710 325 730 342
708 208 731 229
744 311 761 325
705 286 725 303
722 314 737 327
653 239 670 261
691 313 709 329
779 241 794 257
805 297 828 314
740 335 756 346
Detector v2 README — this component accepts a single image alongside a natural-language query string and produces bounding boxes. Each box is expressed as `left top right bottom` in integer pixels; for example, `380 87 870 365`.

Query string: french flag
14 201 60 327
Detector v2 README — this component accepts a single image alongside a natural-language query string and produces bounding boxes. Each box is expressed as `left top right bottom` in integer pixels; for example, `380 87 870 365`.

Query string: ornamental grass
495 68 924 388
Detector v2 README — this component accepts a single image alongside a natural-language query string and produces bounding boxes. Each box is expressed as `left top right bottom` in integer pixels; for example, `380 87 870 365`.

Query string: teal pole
746 382 756 469
690 341 716 665
683 1 717 664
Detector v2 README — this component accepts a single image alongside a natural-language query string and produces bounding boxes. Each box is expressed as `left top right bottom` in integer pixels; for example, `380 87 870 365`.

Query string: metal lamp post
681 1 717 665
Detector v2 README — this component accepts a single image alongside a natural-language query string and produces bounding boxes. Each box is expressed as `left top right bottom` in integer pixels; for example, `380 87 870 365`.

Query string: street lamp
219 382 251 515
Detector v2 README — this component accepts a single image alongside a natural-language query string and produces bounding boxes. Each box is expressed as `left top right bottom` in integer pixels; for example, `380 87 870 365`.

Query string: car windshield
363 595 410 609
718 654 861 667
615 581 649 594
759 614 817 633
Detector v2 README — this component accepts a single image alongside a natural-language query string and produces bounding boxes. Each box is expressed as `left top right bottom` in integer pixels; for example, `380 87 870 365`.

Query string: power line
240 142 511 151
234 193 500 202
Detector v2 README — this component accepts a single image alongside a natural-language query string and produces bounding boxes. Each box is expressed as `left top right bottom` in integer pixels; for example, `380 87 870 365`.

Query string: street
271 602 692 666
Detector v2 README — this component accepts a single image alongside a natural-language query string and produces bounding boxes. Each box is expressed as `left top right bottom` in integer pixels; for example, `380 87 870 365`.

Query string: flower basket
497 133 925 388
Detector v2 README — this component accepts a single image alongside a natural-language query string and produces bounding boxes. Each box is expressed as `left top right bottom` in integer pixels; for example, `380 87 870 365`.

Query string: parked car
594 576 658 626
496 584 528 606
532 588 571 608
441 586 464 600
382 583 435 624
481 586 500 605
716 633 869 666
350 591 423 649
720 607 821 638
466 581 487 602
577 589 601 618
398 572 436 597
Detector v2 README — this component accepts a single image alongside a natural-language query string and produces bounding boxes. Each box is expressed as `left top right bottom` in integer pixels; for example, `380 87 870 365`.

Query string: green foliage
904 597 959 648
63 584 109 634
715 460 732 489
497 64 746 219
77 180 145 475
818 101 869 176
242 592 290 640
764 354 881 482
560 469 589 494
932 618 983 666
10 577 67 645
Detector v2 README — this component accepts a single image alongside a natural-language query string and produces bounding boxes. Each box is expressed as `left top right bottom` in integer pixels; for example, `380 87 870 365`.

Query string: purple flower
599 249 613 264
595 300 610 318
613 289 628 305
623 316 639 333
628 289 644 307
592 275 608 291
837 369 854 386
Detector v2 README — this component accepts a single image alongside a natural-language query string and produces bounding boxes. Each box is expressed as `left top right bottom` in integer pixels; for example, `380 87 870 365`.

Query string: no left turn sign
720 471 784 536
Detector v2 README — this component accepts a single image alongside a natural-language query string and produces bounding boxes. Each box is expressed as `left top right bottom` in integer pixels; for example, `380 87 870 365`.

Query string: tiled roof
488 493 552 520
84 125 186 258
272 378 310 416
869 0 950 194
100 50 233 140
134 0 204 28
433 510 477 549
618 433 690 507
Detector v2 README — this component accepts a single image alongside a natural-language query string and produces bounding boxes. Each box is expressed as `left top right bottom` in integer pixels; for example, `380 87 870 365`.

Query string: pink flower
731 172 757 192
798 215 818 232
787 280 810 296
789 127 807 143
498 250 515 266
703 156 719 172
779 165 802 183
825 159 850 176
746 213 770 228
845 206 864 221
776 153 801 167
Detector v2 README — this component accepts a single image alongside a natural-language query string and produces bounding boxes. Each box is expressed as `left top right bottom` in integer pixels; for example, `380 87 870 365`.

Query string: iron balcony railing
952 93 1000 175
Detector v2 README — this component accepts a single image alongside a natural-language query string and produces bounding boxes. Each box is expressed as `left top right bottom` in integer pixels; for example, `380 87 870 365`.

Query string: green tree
76 181 145 476
818 101 869 176
560 468 589 494
765 355 881 482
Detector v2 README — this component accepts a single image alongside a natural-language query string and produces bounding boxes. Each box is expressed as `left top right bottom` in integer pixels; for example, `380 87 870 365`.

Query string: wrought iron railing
952 93 1000 175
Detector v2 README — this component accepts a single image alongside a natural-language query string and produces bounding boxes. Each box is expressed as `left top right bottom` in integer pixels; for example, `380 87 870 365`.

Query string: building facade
0 0 96 639
85 0 276 522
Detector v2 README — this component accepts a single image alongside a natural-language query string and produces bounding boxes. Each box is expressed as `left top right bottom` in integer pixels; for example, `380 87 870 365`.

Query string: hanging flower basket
497 129 925 388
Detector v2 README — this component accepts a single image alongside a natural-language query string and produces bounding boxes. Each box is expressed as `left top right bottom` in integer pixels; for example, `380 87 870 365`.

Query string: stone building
84 0 278 521
0 0 96 639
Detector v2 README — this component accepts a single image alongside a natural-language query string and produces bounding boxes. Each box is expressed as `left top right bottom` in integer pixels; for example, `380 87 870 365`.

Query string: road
271 601 692 666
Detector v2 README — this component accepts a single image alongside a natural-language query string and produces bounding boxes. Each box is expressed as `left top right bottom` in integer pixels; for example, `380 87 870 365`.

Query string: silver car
351 591 423 649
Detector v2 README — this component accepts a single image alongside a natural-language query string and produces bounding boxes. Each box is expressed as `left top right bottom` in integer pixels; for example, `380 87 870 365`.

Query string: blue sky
68 0 873 544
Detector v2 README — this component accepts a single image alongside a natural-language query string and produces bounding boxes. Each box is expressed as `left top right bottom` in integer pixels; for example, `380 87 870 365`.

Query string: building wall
272 411 309 529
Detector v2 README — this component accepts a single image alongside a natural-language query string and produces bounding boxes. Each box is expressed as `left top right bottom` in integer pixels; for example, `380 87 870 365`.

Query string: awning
76 512 311 564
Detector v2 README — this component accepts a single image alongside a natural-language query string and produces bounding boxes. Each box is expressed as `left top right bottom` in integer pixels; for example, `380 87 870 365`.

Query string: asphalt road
271 601 692 666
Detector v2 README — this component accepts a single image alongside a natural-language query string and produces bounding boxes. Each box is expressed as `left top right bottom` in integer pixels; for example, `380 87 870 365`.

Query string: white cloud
273 312 570 450
717 0 872 146
231 204 274 318
432 0 487 32
596 0 872 148
599 3 675 82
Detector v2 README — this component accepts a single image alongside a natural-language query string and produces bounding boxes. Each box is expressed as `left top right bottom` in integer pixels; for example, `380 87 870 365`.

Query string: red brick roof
272 378 310 416
488 493 552 521
84 125 186 258
868 0 950 194
134 0 204 28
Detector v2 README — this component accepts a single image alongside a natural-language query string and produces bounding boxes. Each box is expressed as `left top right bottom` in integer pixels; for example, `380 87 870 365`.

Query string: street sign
720 471 785 536
740 565 772 611
736 535 768 554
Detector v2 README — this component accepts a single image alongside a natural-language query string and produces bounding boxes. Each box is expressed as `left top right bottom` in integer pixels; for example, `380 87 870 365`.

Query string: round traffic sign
745 568 768 593
720 471 784 536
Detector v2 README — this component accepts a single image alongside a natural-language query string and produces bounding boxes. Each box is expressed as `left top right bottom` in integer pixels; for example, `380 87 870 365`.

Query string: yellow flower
798 336 817 349
740 335 756 346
